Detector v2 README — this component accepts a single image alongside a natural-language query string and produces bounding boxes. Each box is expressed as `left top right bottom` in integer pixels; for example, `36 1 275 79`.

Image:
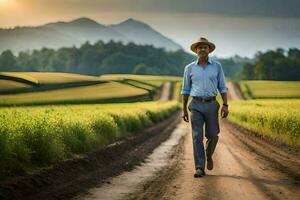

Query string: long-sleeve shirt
181 57 228 97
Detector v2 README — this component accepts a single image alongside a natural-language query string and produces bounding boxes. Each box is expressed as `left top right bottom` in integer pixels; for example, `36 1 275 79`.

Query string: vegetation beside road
0 101 180 179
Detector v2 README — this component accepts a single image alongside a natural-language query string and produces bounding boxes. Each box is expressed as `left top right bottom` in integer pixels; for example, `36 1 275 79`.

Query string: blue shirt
181 57 228 97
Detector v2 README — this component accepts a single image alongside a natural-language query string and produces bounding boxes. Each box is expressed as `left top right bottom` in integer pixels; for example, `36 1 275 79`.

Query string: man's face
196 44 210 58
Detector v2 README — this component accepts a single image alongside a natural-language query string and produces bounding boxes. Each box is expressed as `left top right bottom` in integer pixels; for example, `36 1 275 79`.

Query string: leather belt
192 96 216 102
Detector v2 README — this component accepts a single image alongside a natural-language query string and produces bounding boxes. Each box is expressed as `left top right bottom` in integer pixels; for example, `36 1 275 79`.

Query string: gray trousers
188 98 220 169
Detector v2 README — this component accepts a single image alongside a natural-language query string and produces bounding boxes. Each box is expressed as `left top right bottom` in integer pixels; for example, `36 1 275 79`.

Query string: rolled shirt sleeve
217 63 228 94
181 66 191 95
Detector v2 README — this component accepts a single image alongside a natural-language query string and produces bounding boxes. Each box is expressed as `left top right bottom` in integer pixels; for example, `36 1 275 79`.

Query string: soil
127 119 300 200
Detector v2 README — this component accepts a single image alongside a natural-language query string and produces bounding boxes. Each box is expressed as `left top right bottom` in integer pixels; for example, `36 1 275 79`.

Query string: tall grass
0 101 179 178
0 82 149 106
228 99 300 149
238 80 300 99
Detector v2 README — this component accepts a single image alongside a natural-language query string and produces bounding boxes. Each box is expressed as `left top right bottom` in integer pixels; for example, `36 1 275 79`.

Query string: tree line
239 48 300 81
0 40 194 76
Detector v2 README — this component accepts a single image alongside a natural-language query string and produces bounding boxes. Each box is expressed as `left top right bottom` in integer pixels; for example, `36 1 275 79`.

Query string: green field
0 73 182 106
1 72 100 85
238 80 300 99
228 99 300 149
123 79 157 92
0 72 183 179
99 74 181 82
0 72 39 85
0 79 31 92
99 74 182 91
0 72 103 94
0 101 180 178
0 81 152 106
230 80 300 149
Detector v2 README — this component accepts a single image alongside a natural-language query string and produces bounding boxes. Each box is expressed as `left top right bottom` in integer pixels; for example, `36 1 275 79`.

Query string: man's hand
221 105 229 118
182 109 189 122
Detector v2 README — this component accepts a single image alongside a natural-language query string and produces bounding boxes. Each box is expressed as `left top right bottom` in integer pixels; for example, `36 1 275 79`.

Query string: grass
122 79 157 91
0 72 184 179
0 82 151 106
0 80 31 92
238 80 300 99
99 74 181 82
0 72 39 85
173 81 183 103
0 72 180 102
0 72 103 94
228 99 300 149
0 101 180 178
17 72 100 85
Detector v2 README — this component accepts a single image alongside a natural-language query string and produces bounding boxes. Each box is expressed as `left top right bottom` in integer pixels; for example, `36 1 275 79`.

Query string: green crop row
0 82 150 106
173 81 183 103
238 80 300 99
0 72 39 85
228 99 300 149
0 101 180 179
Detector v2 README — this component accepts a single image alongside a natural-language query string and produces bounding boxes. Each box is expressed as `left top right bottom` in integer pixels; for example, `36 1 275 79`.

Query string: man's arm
181 65 191 122
221 92 227 105
220 92 229 118
182 94 190 122
217 64 229 118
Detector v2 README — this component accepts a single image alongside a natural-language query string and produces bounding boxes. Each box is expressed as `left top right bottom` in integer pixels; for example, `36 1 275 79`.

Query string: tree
241 63 255 80
0 50 18 71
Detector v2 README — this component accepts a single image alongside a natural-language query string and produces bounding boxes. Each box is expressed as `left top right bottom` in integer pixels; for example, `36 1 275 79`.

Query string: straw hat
190 37 215 53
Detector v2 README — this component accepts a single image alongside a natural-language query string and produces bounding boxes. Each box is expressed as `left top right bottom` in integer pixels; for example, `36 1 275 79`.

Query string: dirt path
130 120 300 200
226 81 243 100
126 81 300 200
159 82 171 101
76 121 186 200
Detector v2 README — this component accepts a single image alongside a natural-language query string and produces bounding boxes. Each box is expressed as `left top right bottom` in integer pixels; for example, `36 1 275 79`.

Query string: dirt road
159 82 172 101
128 120 299 200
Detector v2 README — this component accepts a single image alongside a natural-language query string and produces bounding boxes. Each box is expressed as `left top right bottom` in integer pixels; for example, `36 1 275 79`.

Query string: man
181 37 229 178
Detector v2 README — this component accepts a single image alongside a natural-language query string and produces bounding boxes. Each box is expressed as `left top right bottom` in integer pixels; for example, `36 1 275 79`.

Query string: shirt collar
195 57 213 65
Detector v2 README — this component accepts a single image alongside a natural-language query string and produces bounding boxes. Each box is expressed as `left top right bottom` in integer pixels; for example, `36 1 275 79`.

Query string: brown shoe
207 157 213 170
194 168 205 178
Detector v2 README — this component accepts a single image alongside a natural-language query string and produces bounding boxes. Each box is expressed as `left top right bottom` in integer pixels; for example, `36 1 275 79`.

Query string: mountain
0 17 182 54
109 18 181 51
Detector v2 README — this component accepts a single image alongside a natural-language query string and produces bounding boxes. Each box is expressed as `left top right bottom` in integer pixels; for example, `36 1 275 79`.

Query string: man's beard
198 52 208 58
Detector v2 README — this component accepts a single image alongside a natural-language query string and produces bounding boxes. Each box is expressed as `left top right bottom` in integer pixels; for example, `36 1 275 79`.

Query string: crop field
0 72 182 178
0 72 39 85
0 72 182 105
1 72 100 85
238 80 300 99
99 74 182 90
122 79 158 91
0 81 151 106
228 99 300 149
0 100 180 178
0 72 102 94
0 79 31 92
99 74 181 82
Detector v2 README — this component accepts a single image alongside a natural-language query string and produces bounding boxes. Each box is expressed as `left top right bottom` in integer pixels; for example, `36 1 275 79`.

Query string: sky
1 0 300 58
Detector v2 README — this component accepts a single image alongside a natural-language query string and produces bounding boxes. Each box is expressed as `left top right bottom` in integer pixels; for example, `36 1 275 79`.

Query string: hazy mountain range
0 17 182 54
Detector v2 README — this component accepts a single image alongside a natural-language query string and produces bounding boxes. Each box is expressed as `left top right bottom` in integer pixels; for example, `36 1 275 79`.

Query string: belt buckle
195 97 206 102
